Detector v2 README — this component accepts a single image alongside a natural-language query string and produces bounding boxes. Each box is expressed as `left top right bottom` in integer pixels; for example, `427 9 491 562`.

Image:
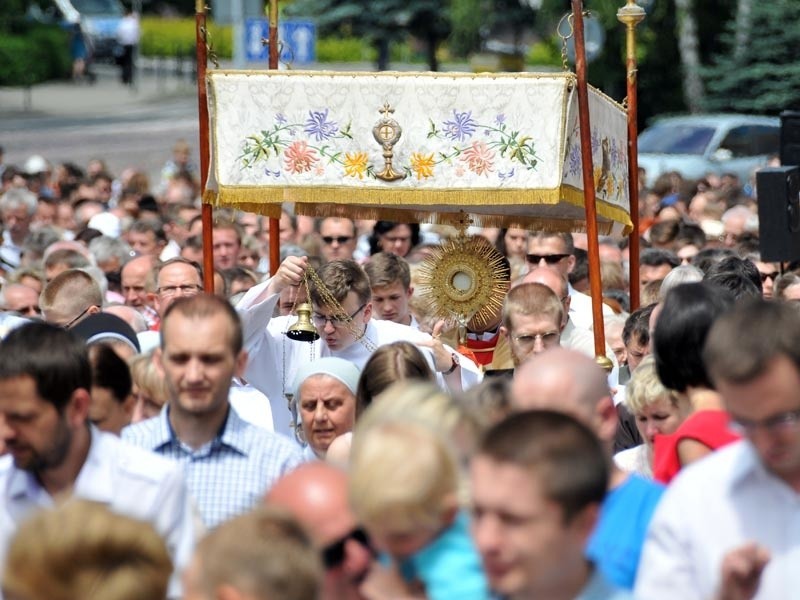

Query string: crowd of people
0 140 797 600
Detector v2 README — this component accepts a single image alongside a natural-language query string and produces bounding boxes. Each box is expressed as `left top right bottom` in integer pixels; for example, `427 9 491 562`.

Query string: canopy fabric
206 70 631 234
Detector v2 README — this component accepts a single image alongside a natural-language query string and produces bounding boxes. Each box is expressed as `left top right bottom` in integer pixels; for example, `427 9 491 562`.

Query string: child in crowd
349 419 488 600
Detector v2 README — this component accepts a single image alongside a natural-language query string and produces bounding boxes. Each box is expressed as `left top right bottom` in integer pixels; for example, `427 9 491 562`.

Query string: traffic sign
244 19 316 65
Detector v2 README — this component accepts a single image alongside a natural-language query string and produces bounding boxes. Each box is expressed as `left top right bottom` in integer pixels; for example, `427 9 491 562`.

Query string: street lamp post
617 0 645 310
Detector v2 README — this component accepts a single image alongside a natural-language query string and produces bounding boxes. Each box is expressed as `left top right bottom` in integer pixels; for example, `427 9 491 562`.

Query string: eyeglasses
322 527 372 569
63 305 92 329
760 271 780 283
157 284 203 296
321 235 353 245
312 304 366 328
512 331 560 348
526 253 570 265
730 408 800 436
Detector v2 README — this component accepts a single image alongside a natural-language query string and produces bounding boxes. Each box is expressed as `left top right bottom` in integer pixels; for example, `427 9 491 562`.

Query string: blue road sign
245 18 269 62
244 18 316 65
281 20 316 65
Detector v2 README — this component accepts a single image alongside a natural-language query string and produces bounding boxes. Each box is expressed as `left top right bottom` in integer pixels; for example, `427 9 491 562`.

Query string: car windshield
638 123 716 156
69 0 123 16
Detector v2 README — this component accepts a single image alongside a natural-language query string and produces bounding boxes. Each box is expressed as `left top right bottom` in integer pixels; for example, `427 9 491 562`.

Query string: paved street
0 63 200 185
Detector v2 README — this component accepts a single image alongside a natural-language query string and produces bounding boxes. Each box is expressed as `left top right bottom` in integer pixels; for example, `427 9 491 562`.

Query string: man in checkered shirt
123 293 303 528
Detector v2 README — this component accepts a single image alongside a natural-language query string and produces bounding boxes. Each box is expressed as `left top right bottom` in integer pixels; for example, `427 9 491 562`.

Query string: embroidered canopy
206 70 631 234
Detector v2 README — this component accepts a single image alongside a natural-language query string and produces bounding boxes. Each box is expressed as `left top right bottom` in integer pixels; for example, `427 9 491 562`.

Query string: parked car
638 114 780 185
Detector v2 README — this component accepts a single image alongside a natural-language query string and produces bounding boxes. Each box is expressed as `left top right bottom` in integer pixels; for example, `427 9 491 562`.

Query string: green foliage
703 1 800 114
139 17 233 59
0 23 70 86
316 36 369 62
526 38 561 68
448 0 482 58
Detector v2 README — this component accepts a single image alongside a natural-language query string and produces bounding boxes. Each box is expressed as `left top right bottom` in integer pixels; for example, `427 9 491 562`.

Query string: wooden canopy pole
267 0 280 276
196 0 214 292
618 0 645 311
571 0 610 369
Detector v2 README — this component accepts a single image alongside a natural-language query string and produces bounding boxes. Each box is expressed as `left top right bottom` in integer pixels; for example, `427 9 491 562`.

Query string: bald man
510 348 664 591
266 462 373 600
520 267 617 366
120 255 159 328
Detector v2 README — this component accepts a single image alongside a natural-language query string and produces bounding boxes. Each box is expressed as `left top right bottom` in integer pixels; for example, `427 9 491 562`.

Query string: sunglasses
321 235 353 245
321 527 372 569
526 253 570 265
760 271 780 283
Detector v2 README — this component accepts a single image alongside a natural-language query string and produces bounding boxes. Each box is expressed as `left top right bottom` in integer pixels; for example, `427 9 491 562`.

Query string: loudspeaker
780 110 800 166
757 166 800 262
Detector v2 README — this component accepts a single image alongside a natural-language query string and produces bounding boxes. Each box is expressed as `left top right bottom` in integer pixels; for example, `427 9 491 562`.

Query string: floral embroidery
304 109 339 142
442 110 477 142
460 141 495 176
343 152 369 179
410 152 435 180
284 141 318 174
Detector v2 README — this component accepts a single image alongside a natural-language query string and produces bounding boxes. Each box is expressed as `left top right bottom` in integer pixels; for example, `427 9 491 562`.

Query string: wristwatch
444 352 460 375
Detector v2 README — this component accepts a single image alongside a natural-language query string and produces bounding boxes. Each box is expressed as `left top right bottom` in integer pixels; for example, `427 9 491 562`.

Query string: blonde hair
195 506 321 600
350 418 458 533
625 355 680 414
501 282 563 330
3 500 171 600
129 351 169 406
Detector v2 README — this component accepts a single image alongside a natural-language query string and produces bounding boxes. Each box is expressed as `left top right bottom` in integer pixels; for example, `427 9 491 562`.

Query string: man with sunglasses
318 217 358 263
636 299 800 599
267 462 382 600
0 283 41 319
39 268 103 328
526 232 611 331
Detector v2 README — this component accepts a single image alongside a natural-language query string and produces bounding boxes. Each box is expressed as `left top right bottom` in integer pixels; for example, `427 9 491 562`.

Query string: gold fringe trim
203 184 632 235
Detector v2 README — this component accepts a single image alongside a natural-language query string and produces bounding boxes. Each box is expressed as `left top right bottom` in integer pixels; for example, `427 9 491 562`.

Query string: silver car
638 114 780 185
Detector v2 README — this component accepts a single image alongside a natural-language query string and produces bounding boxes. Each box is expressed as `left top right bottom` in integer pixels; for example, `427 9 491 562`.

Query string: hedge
0 24 71 86
140 17 233 60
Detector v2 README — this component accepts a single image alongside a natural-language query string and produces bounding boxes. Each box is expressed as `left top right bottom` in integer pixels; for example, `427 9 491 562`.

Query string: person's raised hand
267 255 308 296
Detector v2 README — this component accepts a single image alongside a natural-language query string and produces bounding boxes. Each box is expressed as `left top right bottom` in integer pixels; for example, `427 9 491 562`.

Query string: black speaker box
757 166 800 263
780 110 800 167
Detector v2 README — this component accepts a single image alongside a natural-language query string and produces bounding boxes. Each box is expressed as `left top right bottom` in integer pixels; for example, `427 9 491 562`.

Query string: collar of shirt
727 440 799 498
7 426 114 505
154 405 251 458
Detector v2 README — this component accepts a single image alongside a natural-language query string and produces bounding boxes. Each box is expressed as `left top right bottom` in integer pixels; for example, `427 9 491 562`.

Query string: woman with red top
651 282 740 483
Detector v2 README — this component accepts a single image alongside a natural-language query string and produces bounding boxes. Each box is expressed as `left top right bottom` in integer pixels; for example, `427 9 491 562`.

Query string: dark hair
0 322 91 411
569 248 589 289
653 282 734 392
640 248 680 269
692 247 736 275
355 341 434 413
705 256 762 296
479 410 608 523
368 221 421 255
705 272 761 301
88 343 132 404
674 222 706 249
622 303 656 347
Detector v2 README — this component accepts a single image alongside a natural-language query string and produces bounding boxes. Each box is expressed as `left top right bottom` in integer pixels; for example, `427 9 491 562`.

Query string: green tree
703 0 800 113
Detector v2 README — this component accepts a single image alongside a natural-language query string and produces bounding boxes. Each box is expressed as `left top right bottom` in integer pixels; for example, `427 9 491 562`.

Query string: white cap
88 212 121 238
293 357 361 397
23 155 48 175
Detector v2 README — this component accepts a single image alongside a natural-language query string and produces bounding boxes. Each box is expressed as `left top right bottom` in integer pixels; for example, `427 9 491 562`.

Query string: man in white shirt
236 257 482 437
526 232 612 331
636 298 800 599
0 321 197 597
